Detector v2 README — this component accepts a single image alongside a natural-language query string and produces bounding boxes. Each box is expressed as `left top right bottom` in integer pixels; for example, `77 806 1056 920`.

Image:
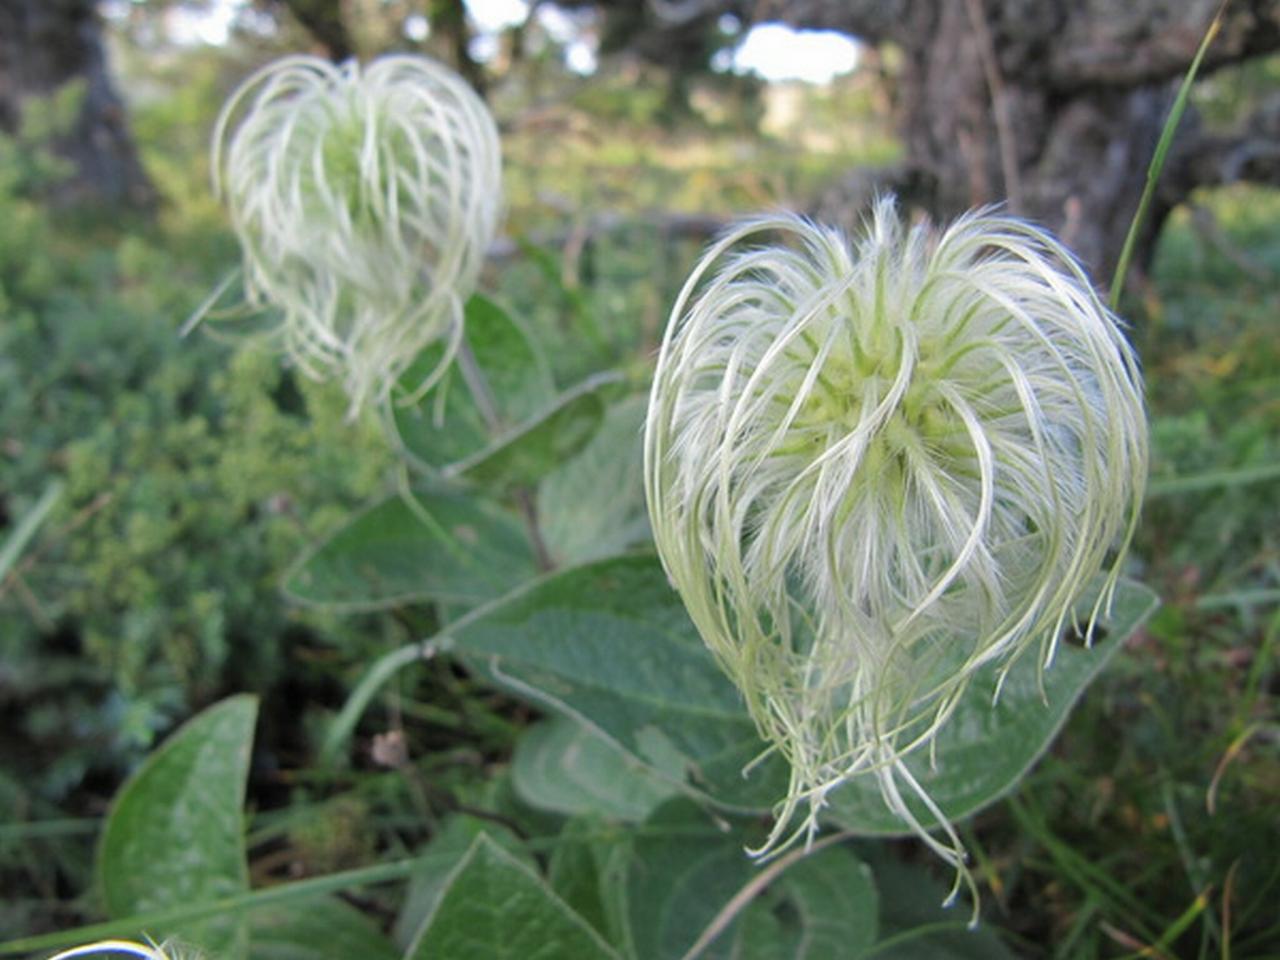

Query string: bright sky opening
728 23 861 84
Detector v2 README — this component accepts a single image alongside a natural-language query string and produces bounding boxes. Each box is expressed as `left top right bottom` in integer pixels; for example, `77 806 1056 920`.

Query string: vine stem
320 640 445 764
679 830 857 960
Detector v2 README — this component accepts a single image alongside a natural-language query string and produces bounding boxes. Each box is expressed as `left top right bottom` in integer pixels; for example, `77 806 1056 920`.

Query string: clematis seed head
48 939 199 960
212 54 502 416
644 197 1147 882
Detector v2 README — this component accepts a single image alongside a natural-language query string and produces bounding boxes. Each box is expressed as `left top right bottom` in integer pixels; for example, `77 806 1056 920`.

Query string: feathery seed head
644 197 1147 868
213 54 502 415
48 939 200 960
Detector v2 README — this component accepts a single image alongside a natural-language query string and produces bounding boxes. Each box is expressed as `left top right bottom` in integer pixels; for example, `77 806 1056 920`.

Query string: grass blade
0 859 421 956
0 479 63 582
1110 1 1229 308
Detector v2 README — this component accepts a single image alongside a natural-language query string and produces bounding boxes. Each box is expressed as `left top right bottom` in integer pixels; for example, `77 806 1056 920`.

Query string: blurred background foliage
0 1 1276 956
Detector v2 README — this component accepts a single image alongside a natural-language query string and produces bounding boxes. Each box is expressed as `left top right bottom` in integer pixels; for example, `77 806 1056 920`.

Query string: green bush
0 132 392 799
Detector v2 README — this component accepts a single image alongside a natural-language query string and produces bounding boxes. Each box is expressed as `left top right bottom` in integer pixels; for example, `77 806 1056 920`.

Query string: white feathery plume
48 939 199 960
212 54 502 416
644 197 1147 900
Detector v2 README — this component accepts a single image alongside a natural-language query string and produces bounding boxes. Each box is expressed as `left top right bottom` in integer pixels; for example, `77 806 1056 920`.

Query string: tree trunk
886 2 1181 279
812 0 1280 282
275 0 354 61
0 0 154 210
599 0 1280 285
429 0 489 96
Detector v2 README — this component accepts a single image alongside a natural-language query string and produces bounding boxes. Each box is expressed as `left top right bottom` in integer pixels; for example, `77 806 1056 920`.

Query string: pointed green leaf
392 817 534 950
448 555 1159 834
284 490 536 611
512 716 676 821
626 799 754 960
454 295 557 426
864 851 1016 959
826 581 1160 834
733 845 878 959
403 834 620 960
547 816 632 949
394 294 555 468
449 375 616 493
251 897 398 960
537 394 650 566
451 554 786 810
98 695 257 959
624 799 878 960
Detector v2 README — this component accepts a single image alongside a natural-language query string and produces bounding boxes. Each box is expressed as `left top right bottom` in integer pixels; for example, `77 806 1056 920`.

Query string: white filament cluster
213 55 502 415
48 940 194 960
644 198 1147 876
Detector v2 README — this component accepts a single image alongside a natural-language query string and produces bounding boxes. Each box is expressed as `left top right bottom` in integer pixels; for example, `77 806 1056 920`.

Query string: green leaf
449 374 616 493
623 799 878 960
512 716 676 821
284 490 536 612
394 294 555 468
454 295 557 427
537 394 650 566
392 816 534 951
733 845 878 959
251 897 398 960
547 816 632 950
448 555 1158 833
826 580 1160 835
402 834 620 960
450 554 786 810
97 695 257 959
626 799 755 960
863 852 1016 959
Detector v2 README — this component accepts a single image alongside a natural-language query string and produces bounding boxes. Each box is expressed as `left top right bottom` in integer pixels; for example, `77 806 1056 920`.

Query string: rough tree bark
428 0 489 96
275 0 354 60
592 0 1280 283
0 0 154 209
267 0 487 95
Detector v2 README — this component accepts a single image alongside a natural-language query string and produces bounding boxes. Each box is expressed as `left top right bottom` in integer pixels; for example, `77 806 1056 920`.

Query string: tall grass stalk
1110 1 1230 308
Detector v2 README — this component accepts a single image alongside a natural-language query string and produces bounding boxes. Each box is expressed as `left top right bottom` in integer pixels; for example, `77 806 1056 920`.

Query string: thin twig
964 0 1023 213
1099 920 1176 960
1205 723 1262 815
679 831 856 960
1221 860 1239 960
9 572 54 633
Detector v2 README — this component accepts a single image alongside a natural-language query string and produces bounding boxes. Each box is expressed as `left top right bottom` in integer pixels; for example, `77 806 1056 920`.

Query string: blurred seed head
212 54 502 416
49 939 200 960
644 197 1147 874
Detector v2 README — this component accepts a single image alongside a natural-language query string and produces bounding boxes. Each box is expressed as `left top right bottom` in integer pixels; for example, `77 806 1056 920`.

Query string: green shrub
0 134 392 799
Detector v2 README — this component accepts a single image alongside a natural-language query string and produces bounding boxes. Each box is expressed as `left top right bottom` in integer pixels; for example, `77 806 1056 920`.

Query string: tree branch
736 0 913 43
1047 0 1280 89
1167 92 1280 191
